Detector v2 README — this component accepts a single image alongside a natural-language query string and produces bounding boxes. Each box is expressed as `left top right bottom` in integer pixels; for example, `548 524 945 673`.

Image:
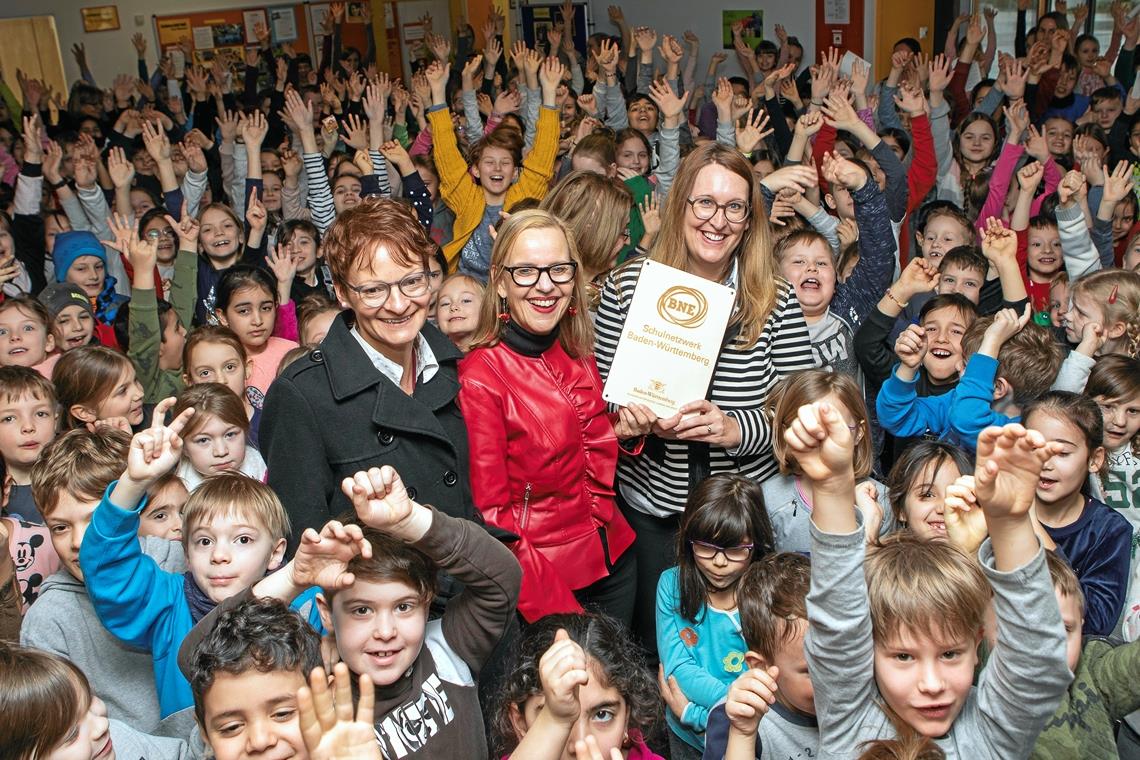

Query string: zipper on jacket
521 482 533 530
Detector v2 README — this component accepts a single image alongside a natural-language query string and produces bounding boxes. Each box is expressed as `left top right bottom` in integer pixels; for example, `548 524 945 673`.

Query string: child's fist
983 304 1031 346
944 475 989 554
894 323 928 370
724 666 780 736
539 629 588 726
342 466 417 533
974 424 1062 521
782 402 855 487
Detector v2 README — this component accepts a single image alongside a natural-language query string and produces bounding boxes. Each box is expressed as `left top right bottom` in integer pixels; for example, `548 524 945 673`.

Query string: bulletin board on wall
151 3 372 73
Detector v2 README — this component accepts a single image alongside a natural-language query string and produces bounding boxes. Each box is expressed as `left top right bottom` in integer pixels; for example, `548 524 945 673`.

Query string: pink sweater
976 143 1061 230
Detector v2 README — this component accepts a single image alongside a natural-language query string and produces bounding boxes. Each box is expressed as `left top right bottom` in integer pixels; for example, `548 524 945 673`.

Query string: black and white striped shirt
594 257 815 517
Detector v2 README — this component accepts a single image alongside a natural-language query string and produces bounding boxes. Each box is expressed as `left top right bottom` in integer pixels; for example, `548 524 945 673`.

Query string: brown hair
0 365 57 406
0 295 51 329
180 471 291 551
30 428 130 516
296 293 341 345
650 142 780 348
962 319 1062 405
865 532 990 647
328 522 439 603
52 345 134 429
321 198 433 291
469 125 525 167
541 171 633 280
469 209 596 358
0 644 92 760
182 324 249 384
1086 354 1140 455
858 707 946 760
768 370 873 478
572 133 617 169
173 382 250 438
1046 549 1085 615
737 552 810 661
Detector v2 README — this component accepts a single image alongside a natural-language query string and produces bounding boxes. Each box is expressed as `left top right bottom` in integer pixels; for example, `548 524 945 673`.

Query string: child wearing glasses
761 370 891 554
655 473 775 760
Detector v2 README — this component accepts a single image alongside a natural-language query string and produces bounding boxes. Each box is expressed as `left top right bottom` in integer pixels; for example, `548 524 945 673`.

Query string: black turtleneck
502 319 559 357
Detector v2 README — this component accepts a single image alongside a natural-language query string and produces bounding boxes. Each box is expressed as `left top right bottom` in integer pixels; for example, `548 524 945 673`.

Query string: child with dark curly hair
493 612 665 759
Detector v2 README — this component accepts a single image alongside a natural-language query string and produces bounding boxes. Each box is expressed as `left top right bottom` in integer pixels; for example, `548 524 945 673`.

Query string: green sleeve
128 287 164 402
1085 638 1140 721
393 122 411 149
1 82 22 131
170 248 199 331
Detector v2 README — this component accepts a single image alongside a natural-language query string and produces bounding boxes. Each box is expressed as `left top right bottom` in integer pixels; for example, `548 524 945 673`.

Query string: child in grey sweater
785 403 1071 759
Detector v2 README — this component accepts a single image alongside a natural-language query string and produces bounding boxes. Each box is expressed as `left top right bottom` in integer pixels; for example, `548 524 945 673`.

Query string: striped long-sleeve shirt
593 257 815 516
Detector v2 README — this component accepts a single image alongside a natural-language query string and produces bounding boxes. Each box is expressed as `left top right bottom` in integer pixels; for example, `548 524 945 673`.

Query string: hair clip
1109 284 1119 304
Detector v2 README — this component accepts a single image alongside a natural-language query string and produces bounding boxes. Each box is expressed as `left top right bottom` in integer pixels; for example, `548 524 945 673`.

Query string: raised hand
782 401 856 487
132 32 147 58
820 150 867 190
298 664 381 760
1057 169 1087 206
539 629 589 726
246 187 268 232
894 256 941 299
167 204 200 251
943 475 989 555
1102 160 1134 203
106 147 135 189
981 217 1017 263
342 466 423 537
1024 124 1049 161
894 323 928 370
647 78 690 121
974 424 1061 522
794 110 824 138
724 666 780 736
124 398 195 489
291 520 373 591
127 223 158 273
1016 160 1044 192
928 54 952 92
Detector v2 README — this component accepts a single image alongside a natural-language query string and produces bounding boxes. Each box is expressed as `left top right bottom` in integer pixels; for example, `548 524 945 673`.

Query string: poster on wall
156 17 190 47
192 26 215 49
81 6 120 33
269 7 298 43
242 10 267 41
212 23 244 47
721 10 764 49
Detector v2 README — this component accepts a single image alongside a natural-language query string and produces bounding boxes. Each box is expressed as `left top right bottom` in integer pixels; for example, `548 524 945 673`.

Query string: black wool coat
261 312 484 555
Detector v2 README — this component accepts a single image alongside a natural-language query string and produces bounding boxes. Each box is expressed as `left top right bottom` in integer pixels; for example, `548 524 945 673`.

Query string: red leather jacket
459 338 636 622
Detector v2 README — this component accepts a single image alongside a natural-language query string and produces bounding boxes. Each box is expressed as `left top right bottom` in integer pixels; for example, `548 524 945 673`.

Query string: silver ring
706 424 713 435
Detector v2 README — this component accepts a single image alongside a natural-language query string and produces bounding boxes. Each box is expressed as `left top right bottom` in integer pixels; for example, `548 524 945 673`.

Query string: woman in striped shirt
593 142 816 655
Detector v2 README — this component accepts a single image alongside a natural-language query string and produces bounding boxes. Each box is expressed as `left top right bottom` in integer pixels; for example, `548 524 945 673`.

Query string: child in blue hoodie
52 230 129 350
79 397 293 717
877 305 1063 452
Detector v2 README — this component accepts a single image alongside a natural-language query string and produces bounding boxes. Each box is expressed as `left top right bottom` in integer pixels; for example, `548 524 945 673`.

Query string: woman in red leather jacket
458 209 655 625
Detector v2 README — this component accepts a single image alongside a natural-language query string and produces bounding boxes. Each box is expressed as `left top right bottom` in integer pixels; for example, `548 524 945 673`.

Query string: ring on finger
706 424 713 435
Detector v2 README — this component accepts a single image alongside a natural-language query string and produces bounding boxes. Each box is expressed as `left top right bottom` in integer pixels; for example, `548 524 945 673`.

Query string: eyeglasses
344 271 430 307
689 539 754 563
145 228 176 241
686 196 750 224
502 262 578 287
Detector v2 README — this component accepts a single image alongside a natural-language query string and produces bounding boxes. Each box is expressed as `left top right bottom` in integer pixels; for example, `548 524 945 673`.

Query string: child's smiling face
920 306 969 382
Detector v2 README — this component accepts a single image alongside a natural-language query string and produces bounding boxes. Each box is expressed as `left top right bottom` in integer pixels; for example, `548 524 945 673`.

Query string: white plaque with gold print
602 260 736 418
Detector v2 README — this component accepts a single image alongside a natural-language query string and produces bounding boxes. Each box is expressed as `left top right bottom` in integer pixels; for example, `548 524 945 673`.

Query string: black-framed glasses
345 271 430 307
503 262 578 287
689 539 754 563
686 196 750 224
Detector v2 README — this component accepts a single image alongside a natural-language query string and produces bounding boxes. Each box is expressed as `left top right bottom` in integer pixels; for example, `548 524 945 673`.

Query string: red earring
567 304 579 317
497 298 511 323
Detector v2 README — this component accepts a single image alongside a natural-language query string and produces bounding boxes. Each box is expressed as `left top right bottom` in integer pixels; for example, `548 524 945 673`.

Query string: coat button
406 487 418 500
377 430 395 445
443 470 458 486
311 349 324 363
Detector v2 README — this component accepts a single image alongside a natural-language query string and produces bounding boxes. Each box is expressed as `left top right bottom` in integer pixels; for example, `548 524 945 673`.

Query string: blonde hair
180 471 290 551
650 143 779 348
767 370 873 478
541 171 632 280
865 533 990 647
1070 269 1140 357
469 209 595 358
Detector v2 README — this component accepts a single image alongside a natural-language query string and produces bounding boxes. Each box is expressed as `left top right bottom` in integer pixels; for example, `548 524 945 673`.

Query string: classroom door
0 16 67 106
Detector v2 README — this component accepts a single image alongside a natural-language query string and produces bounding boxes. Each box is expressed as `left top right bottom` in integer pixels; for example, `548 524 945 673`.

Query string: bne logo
657 286 708 328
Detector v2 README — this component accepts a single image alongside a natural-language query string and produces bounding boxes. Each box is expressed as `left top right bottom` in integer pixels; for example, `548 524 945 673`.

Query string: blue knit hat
53 231 106 283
